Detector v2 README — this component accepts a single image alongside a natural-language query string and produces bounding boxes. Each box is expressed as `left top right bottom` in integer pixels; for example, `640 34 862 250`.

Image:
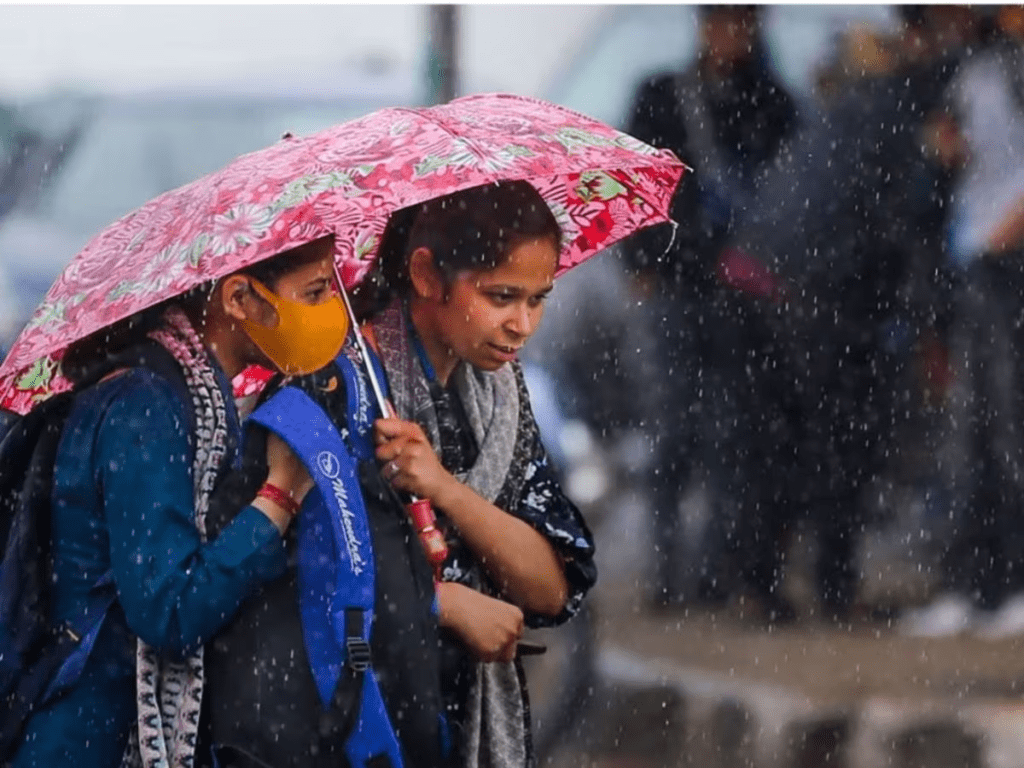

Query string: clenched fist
437 581 524 663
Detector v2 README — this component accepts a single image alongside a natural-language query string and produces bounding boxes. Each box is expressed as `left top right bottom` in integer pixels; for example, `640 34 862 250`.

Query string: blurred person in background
901 5 1024 639
620 4 799 613
719 4 979 623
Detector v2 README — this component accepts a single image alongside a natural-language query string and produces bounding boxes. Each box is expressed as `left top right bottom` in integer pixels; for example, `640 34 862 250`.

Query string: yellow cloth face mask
239 279 350 375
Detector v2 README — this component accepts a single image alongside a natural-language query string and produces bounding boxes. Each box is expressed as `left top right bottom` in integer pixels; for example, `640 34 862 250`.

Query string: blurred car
0 66 422 349
546 4 897 129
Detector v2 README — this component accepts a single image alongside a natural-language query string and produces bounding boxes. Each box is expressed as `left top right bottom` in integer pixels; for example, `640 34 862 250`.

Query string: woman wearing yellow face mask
236 266 350 377
8 237 346 768
201 233 452 767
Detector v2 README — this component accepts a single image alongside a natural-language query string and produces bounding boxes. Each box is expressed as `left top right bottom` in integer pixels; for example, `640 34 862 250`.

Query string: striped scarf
121 306 229 768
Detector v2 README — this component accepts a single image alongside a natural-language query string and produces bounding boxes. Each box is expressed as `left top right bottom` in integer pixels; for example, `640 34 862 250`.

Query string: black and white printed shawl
120 307 231 768
370 300 596 768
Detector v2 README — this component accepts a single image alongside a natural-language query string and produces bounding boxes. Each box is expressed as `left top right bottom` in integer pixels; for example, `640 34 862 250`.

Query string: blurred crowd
525 4 1024 638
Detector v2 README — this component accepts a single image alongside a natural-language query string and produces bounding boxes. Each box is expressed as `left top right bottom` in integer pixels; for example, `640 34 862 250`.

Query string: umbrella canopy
0 92 684 414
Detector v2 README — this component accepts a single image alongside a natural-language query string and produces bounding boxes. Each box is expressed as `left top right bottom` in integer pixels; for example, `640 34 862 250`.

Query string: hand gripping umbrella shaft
336 276 449 578
337 275 543 657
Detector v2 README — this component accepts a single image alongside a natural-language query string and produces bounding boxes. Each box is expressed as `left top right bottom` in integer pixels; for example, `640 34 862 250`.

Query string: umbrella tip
281 131 294 140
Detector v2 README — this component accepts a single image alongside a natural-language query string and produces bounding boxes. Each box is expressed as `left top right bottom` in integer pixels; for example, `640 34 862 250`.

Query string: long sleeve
97 371 286 657
504 362 597 628
431 363 598 629
510 430 597 629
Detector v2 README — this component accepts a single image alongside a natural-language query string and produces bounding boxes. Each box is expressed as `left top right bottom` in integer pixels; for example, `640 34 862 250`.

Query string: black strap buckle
346 637 372 672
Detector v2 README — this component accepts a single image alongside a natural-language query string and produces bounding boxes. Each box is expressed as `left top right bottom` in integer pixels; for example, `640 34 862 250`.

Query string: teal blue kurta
12 363 286 768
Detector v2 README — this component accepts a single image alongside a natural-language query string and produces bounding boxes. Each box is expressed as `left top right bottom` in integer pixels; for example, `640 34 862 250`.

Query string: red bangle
257 482 301 517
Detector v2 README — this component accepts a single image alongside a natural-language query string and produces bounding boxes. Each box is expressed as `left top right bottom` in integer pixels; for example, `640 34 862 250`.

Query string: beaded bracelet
257 482 300 517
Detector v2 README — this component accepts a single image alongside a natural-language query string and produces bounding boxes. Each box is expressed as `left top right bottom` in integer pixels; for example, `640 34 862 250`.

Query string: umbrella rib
387 105 500 173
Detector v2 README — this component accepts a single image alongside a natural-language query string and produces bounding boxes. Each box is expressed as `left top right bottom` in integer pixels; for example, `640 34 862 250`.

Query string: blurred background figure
719 4 980 623
901 5 1024 640
619 4 800 613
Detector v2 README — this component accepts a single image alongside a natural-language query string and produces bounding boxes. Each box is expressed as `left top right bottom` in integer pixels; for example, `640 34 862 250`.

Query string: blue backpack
205 348 447 768
0 342 193 761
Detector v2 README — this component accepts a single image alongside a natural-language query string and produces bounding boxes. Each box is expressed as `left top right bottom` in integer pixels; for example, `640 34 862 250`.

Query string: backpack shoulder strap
0 392 74 548
332 346 388 462
248 384 403 768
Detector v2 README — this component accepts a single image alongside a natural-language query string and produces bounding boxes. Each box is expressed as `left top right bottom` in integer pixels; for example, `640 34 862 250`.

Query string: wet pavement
527 484 1024 768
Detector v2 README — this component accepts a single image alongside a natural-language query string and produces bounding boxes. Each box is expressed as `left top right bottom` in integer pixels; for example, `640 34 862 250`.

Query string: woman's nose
507 303 540 338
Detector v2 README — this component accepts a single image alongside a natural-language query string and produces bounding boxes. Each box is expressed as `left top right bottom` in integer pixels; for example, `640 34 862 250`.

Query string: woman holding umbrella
9 235 351 768
0 92 684 768
355 180 599 768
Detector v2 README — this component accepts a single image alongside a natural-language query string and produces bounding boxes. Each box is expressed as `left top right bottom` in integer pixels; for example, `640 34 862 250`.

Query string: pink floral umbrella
0 92 684 414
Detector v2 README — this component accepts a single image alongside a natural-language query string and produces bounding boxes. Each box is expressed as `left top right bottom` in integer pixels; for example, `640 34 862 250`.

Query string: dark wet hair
62 235 335 382
235 235 335 290
352 180 561 319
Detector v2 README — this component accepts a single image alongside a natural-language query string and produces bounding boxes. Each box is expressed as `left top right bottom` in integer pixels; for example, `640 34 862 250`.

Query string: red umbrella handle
407 498 449 578
379 393 448 579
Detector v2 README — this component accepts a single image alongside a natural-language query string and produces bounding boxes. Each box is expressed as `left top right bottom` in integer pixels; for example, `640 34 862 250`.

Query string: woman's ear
219 275 252 322
408 247 444 301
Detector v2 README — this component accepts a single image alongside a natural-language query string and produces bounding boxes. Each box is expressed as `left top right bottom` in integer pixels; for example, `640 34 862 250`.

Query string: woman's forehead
470 241 557 285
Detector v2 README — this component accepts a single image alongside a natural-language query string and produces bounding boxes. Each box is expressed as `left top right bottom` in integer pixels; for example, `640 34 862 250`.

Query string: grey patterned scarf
121 306 229 768
371 300 533 768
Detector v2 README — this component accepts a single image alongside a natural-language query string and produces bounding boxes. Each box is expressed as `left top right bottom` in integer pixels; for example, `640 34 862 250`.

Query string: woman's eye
529 294 550 308
488 292 515 304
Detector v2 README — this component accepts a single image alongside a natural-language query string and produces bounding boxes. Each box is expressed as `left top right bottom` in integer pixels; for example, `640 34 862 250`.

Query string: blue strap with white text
249 379 403 768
